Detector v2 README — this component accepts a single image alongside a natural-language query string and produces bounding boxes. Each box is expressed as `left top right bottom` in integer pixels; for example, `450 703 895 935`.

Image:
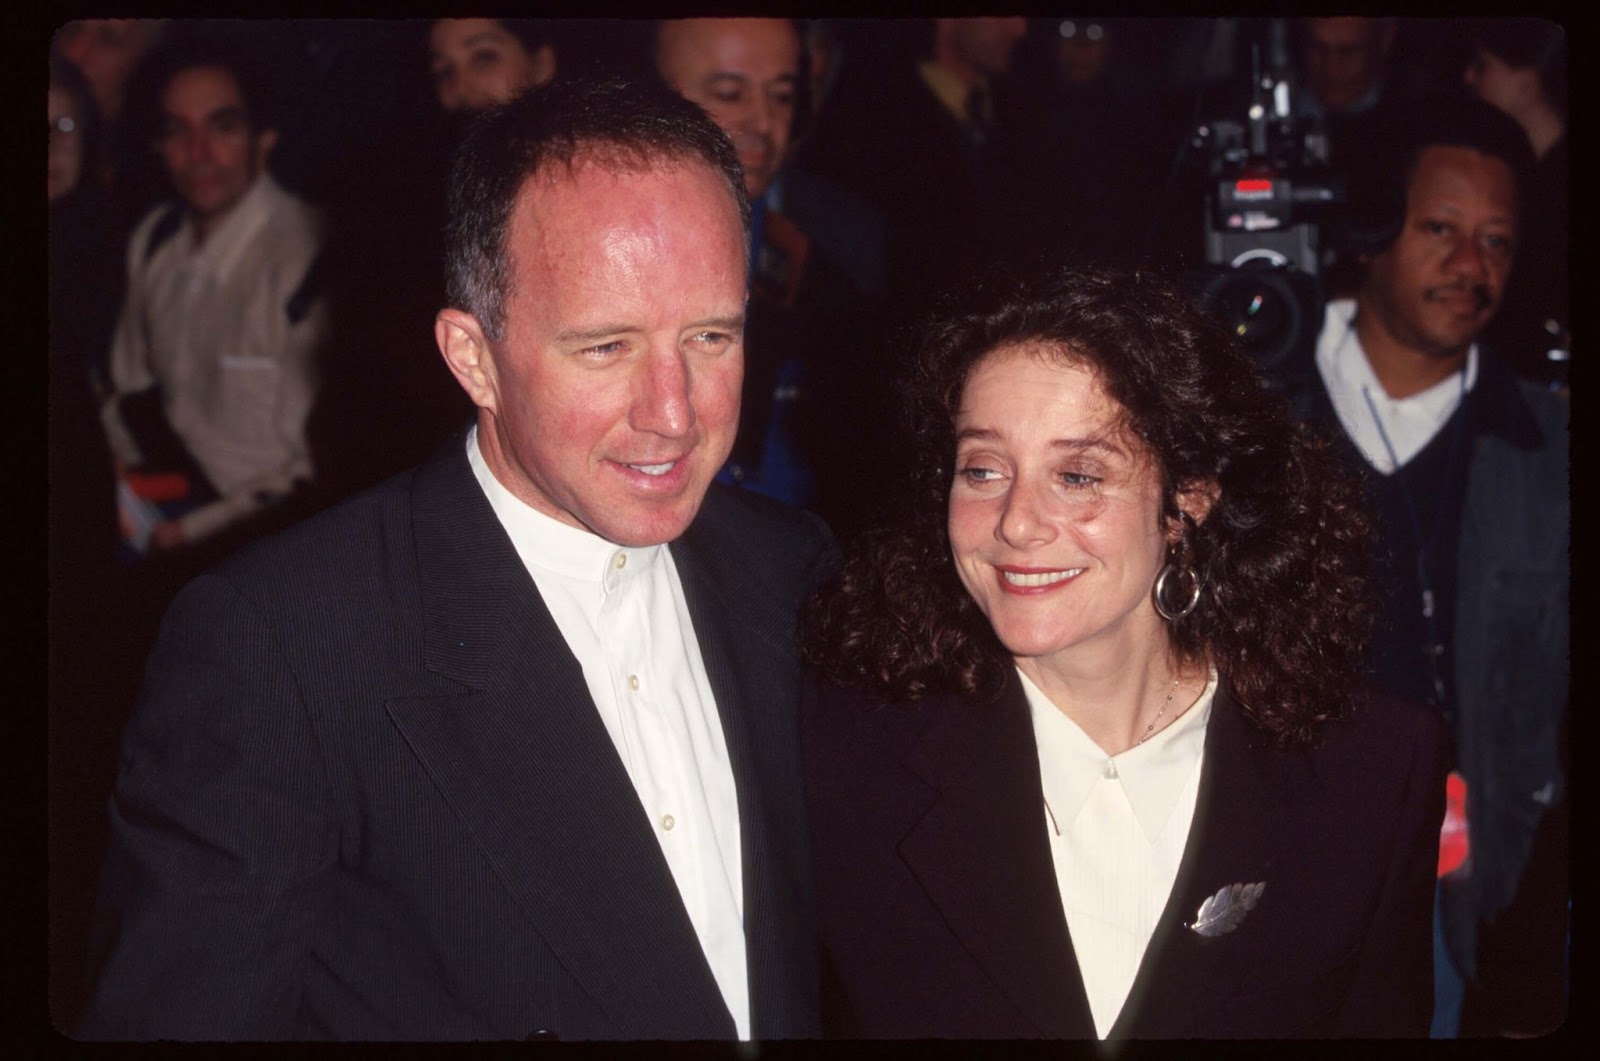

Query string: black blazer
82 437 836 1041
803 669 1447 1039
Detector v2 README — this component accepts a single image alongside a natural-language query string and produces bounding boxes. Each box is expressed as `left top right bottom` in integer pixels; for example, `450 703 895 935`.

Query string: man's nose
630 346 696 438
745 93 774 136
184 130 215 166
1444 234 1490 281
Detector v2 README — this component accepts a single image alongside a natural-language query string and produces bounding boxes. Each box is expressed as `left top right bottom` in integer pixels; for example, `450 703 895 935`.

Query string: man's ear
1169 479 1221 540
435 308 499 413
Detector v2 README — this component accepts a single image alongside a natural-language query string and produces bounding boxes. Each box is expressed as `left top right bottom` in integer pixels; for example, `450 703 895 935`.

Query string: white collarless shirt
1023 668 1216 1039
102 173 324 543
1315 298 1478 475
467 429 750 1039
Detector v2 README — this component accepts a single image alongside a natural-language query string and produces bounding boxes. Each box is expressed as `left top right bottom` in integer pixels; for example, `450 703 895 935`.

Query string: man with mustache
1271 94 1568 1038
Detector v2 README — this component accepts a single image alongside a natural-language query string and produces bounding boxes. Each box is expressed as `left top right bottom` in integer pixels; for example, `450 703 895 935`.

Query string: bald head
656 18 801 199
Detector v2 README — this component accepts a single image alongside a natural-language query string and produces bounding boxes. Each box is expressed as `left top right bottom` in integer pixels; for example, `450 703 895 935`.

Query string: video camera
1188 20 1345 382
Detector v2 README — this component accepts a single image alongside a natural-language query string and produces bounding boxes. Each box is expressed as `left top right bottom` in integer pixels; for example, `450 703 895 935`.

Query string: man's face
461 158 747 547
656 19 800 200
1362 145 1517 362
1301 18 1389 113
948 17 1028 80
159 66 275 233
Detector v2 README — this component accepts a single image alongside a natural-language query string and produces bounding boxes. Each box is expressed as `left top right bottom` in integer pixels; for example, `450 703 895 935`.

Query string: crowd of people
48 17 1567 1041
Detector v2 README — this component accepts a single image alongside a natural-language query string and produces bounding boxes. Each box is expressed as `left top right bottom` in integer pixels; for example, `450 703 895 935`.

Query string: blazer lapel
383 443 735 1038
1111 685 1287 1039
898 670 1096 1038
673 506 818 1038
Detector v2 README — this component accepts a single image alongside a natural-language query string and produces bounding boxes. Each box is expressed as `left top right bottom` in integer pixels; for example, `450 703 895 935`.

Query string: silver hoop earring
1153 562 1201 621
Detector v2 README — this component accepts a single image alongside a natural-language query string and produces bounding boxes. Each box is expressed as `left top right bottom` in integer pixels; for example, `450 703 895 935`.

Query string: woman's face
948 344 1173 668
429 19 551 114
48 85 85 202
1462 45 1537 117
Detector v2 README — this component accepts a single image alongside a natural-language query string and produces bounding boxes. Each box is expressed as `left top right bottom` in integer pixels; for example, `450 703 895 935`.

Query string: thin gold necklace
1136 676 1182 746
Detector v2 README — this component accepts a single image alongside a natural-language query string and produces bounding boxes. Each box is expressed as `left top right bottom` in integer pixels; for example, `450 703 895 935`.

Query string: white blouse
1022 668 1217 1038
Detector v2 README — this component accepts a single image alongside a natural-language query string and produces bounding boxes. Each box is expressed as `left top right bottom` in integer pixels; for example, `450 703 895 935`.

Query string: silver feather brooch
1187 881 1266 937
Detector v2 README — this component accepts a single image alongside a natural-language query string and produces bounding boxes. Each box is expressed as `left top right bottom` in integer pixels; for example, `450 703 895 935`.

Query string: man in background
655 17 886 538
1271 96 1567 1038
100 38 326 561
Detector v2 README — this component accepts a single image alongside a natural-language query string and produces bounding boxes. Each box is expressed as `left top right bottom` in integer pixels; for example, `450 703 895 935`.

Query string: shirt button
661 814 675 831
1103 760 1119 780
613 552 627 570
628 674 640 691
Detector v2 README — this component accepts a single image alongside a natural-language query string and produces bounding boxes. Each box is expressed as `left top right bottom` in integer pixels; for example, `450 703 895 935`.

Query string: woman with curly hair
801 264 1446 1039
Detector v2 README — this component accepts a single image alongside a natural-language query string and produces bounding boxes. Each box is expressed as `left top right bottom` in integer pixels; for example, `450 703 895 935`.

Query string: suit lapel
383 442 734 1038
1112 685 1288 1039
673 501 817 1038
898 670 1096 1038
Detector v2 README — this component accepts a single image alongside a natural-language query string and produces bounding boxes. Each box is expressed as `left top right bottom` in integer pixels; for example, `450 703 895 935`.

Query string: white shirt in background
1315 298 1478 475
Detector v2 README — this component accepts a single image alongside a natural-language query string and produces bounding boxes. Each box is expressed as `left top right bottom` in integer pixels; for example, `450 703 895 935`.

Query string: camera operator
1265 95 1568 1039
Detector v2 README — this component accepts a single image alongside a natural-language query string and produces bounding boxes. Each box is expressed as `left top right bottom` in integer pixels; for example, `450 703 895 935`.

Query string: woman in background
802 265 1446 1038
428 18 557 115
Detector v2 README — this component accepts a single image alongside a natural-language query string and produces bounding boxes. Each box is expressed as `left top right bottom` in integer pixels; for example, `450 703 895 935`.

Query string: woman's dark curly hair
802 263 1375 747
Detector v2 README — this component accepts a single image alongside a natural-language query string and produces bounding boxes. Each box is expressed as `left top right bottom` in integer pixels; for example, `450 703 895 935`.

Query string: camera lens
1191 265 1316 376
1221 279 1293 356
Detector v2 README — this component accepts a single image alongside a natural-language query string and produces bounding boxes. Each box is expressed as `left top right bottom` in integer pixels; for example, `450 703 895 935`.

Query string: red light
1235 179 1273 194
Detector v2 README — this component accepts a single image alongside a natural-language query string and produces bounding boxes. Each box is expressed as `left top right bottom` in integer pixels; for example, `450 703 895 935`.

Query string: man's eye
582 341 625 356
470 48 505 70
958 466 1001 483
1060 472 1099 488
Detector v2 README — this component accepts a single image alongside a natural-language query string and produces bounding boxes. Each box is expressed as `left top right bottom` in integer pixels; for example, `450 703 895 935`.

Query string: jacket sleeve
80 571 337 1040
1334 702 1450 1036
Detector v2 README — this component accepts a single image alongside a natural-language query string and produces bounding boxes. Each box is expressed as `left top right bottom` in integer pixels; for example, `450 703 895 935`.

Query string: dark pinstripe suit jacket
82 438 836 1041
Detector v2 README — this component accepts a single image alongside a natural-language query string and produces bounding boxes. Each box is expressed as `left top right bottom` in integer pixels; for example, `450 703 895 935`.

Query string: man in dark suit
79 78 836 1042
